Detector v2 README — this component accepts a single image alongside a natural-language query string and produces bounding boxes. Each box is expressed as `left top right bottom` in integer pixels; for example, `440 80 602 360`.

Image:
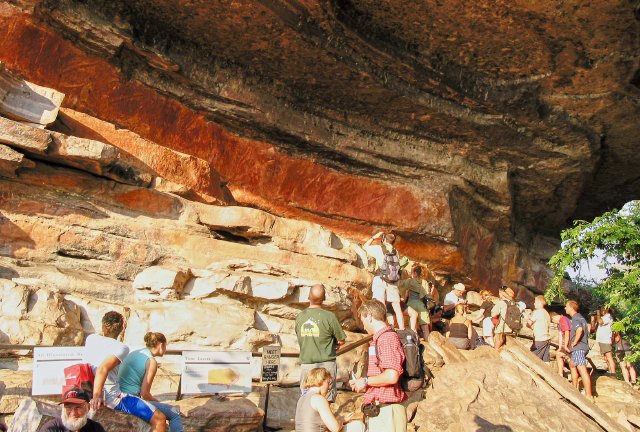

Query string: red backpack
64 363 95 394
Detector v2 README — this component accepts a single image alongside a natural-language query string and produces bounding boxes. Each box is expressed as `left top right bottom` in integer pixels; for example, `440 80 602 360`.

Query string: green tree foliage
545 201 640 361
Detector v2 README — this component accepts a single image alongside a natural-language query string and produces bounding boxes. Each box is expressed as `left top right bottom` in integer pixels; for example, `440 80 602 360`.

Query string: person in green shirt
399 265 434 340
295 284 346 402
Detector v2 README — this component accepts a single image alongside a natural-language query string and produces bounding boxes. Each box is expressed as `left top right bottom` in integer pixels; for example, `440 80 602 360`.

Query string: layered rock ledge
1 1 638 293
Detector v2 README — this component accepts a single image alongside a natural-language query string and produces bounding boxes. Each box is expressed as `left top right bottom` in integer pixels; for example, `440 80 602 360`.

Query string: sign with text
261 345 281 383
32 347 85 396
181 351 252 395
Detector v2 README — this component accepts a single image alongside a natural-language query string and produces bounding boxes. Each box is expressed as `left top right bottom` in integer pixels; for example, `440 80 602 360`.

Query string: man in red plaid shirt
349 300 407 432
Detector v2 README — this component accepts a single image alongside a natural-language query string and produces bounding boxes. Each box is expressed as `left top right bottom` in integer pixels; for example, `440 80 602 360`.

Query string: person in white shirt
527 296 551 362
443 283 467 319
363 232 405 330
595 307 616 374
83 311 167 431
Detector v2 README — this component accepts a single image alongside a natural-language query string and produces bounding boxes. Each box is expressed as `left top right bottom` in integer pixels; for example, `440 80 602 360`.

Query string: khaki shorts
366 403 407 432
372 277 400 303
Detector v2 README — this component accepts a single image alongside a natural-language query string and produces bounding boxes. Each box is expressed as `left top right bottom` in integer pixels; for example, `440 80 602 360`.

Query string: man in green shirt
296 284 346 402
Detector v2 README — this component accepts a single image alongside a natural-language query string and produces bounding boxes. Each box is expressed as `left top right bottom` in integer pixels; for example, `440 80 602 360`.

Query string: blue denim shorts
115 394 156 422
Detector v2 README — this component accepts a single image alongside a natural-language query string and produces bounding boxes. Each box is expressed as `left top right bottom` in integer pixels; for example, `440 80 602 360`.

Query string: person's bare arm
350 368 400 393
467 320 473 339
363 232 383 248
91 355 121 410
527 314 535 329
443 302 456 312
311 395 342 432
571 326 584 348
562 331 570 351
140 357 159 401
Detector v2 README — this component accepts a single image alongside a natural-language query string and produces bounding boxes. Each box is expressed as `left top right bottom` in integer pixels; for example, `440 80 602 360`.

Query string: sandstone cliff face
2 0 638 294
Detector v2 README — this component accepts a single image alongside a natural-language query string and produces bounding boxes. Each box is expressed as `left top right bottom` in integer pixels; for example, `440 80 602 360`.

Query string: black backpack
379 248 401 283
504 300 523 333
375 328 431 392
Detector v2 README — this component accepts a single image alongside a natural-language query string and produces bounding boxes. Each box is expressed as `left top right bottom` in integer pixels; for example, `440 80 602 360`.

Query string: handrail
0 336 374 358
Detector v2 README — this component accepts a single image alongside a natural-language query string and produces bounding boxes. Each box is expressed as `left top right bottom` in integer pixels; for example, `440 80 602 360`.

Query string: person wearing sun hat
38 387 105 432
443 282 467 319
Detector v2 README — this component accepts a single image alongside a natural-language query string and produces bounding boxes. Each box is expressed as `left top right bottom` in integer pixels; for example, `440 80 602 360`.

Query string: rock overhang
1 0 639 292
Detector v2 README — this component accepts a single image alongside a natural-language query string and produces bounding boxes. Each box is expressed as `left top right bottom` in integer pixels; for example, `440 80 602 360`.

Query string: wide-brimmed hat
453 283 466 292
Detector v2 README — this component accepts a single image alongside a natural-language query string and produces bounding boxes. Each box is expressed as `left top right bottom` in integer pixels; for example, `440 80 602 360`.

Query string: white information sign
180 351 252 395
261 346 281 383
32 347 84 396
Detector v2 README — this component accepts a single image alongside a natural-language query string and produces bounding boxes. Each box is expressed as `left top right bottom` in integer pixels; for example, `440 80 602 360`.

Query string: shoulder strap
372 327 396 369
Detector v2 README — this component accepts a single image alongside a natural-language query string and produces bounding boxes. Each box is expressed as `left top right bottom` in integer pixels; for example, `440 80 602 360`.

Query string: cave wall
1 0 639 295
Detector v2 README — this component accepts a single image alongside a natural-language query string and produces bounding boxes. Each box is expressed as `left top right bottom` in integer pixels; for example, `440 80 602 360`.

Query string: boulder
133 267 192 302
0 116 51 153
175 396 263 432
593 375 640 424
0 281 84 346
0 116 156 187
183 272 292 301
0 369 32 414
195 204 358 263
49 131 154 186
0 64 64 126
263 386 298 430
123 300 272 351
427 331 466 365
413 356 606 432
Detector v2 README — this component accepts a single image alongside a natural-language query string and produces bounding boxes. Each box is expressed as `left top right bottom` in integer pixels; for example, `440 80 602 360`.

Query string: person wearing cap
442 283 467 320
39 387 105 432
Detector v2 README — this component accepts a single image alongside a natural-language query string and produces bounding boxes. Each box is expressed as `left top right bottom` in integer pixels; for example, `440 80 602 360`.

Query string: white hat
453 283 466 292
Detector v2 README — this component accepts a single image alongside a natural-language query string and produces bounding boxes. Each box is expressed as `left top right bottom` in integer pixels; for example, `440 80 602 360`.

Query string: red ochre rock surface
1 1 638 294
0 7 436 231
0 6 541 291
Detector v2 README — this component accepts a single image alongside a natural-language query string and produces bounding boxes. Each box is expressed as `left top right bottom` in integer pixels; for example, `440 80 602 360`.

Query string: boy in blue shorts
83 311 167 431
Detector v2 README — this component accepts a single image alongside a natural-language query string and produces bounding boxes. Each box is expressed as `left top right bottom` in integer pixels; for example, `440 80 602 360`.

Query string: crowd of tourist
39 230 637 432
293 230 639 431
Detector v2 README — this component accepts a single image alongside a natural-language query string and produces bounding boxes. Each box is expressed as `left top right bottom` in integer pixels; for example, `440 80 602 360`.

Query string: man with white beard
39 387 105 431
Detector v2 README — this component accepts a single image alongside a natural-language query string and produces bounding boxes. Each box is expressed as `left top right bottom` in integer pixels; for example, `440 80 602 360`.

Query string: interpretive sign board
181 351 252 395
261 346 281 383
32 347 84 396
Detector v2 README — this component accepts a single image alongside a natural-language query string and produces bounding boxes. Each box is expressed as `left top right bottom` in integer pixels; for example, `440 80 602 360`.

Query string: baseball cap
59 387 90 405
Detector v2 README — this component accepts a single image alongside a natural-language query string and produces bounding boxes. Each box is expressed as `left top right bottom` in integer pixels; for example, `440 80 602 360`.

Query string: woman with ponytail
118 332 183 432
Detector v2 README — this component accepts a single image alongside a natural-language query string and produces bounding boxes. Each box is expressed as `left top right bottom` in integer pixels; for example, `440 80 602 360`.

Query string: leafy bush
545 201 639 361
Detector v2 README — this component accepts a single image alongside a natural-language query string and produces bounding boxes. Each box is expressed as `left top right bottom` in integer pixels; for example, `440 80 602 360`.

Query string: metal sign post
260 345 281 384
